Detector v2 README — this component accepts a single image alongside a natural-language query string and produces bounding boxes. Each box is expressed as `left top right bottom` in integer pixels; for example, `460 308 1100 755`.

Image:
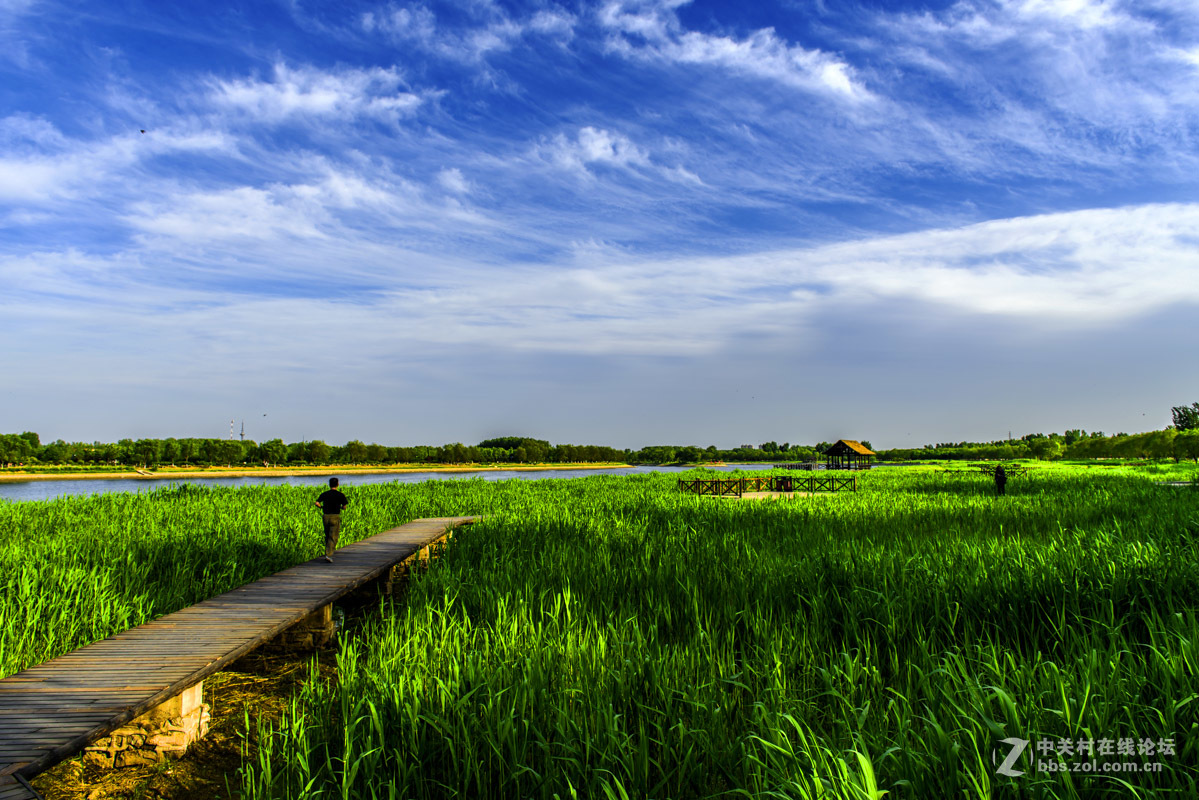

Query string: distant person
315 477 349 563
994 465 1007 496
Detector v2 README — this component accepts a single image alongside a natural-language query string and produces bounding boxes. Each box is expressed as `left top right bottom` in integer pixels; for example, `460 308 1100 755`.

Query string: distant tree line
1 432 870 469
625 441 849 465
876 428 1199 463
0 434 630 468
5 407 1198 467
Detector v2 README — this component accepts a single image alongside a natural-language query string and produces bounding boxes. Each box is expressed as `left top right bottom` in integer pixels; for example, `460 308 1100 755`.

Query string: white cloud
599 0 871 101
661 165 702 185
538 126 652 176
437 167 470 194
0 157 73 202
0 116 230 203
361 5 437 42
1173 46 1199 68
209 62 425 122
99 201 1199 357
128 186 328 242
361 2 576 63
888 0 1196 122
528 9 576 38
124 167 411 245
796 206 1199 318
1012 0 1124 29
858 0 1199 185
400 203 1199 354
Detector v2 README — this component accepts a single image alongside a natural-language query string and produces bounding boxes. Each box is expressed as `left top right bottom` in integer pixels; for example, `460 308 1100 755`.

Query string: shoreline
0 463 632 483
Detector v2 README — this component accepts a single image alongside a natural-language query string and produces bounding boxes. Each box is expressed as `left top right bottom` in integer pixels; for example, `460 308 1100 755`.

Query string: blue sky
2 0 1197 449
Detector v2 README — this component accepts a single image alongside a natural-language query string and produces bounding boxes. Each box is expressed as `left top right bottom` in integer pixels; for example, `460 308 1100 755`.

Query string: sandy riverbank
0 463 632 483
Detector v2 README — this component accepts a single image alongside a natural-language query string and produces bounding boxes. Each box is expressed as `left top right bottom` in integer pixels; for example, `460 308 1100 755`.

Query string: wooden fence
678 475 856 497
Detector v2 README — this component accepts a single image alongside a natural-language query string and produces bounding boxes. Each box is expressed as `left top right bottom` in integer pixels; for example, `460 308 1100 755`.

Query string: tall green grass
0 479 498 677
5 467 1198 797
231 467 1199 799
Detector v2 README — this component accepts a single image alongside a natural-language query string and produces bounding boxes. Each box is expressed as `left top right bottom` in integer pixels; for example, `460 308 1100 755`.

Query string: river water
0 463 782 503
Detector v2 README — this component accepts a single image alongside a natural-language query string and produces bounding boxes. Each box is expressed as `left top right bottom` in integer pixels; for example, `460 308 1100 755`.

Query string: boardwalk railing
678 475 856 497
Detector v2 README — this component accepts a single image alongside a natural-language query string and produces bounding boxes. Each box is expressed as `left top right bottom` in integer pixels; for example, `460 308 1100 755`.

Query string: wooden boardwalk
0 516 478 800
678 475 857 497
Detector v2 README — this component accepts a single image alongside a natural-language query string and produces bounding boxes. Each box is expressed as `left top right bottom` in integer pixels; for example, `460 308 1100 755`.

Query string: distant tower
240 420 245 441
230 418 235 440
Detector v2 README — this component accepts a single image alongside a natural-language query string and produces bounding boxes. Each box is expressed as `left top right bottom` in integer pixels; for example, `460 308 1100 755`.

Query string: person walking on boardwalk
994 465 1007 496
315 477 349 563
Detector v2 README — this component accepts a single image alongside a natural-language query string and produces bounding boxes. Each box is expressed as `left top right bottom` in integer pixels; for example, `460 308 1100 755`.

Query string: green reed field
3 465 1198 798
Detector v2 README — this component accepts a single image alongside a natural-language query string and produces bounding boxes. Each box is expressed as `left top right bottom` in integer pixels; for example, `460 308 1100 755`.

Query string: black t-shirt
317 489 349 515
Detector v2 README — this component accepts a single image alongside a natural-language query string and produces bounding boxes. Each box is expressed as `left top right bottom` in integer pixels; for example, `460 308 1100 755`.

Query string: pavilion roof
827 439 875 456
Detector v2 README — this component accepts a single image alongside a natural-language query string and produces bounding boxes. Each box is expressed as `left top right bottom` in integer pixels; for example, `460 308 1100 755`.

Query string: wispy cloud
360 2 576 63
8 202 1196 365
0 115 230 203
209 62 427 123
539 126 651 174
404 202 1199 354
880 0 1199 157
598 0 871 101
436 167 470 194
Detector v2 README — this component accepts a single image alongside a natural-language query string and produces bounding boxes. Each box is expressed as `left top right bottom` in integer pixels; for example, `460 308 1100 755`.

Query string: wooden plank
0 781 41 800
0 516 478 785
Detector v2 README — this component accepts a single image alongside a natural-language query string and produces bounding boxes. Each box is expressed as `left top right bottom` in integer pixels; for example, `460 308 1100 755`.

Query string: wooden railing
678 475 856 496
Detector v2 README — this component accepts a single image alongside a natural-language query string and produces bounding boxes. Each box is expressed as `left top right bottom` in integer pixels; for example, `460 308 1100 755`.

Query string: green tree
114 439 134 465
199 439 222 465
1 433 33 463
479 437 526 450
260 439 287 465
1145 429 1178 461
1172 403 1199 431
1029 438 1064 460
133 438 161 466
439 443 468 463
1113 433 1150 460
307 440 331 464
1175 430 1199 462
213 440 245 465
341 440 368 463
40 440 69 463
480 437 549 462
